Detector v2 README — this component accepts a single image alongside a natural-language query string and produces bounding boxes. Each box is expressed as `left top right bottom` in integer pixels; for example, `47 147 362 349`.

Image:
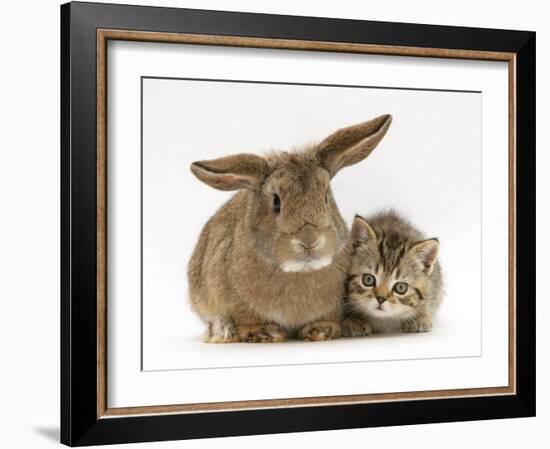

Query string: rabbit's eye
273 194 281 214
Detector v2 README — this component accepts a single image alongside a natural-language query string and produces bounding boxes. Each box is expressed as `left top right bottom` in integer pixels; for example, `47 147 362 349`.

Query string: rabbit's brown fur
188 115 393 343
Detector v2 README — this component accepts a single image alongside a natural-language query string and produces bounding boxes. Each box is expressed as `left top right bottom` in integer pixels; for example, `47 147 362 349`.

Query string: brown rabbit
188 114 392 343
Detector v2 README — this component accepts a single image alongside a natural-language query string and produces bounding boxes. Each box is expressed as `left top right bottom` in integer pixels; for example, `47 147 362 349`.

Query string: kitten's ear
190 153 269 191
351 215 377 243
409 239 439 275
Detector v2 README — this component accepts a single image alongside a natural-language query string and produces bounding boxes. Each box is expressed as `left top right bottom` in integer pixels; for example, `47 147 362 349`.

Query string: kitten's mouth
367 304 389 316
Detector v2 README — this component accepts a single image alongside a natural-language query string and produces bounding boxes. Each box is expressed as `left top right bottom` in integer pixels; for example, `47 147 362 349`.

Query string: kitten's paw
401 317 432 333
299 321 342 342
342 318 373 337
237 324 287 343
203 318 239 343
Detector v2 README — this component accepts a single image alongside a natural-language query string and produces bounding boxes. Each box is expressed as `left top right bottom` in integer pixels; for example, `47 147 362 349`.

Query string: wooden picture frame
61 1 535 446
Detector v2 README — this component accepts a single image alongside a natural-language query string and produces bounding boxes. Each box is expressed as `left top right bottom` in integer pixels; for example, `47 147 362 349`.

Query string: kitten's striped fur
343 211 443 336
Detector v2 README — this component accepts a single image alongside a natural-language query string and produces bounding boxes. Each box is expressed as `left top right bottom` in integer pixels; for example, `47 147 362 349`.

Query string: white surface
0 0 547 448
108 40 509 408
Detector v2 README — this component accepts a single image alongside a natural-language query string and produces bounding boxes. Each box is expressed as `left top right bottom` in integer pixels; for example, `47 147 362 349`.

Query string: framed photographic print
60 1 536 446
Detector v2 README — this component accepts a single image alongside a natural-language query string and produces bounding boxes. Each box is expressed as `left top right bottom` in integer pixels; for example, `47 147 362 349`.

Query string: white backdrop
142 77 483 370
0 0 547 448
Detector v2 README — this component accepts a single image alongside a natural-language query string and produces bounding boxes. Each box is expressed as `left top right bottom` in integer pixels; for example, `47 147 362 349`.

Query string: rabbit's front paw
237 324 287 343
299 321 341 342
203 317 240 343
342 317 373 337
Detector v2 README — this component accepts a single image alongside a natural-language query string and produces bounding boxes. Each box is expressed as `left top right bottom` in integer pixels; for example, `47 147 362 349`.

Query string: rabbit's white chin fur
280 256 333 273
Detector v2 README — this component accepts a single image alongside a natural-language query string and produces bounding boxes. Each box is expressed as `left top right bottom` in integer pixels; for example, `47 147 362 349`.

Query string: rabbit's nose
296 224 323 250
299 238 321 250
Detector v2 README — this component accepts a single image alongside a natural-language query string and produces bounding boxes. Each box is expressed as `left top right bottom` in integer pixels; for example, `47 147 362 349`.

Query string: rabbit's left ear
316 114 392 176
190 153 269 191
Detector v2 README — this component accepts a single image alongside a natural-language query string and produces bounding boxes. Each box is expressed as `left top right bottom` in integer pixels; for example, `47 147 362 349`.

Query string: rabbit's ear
316 114 392 176
190 153 269 191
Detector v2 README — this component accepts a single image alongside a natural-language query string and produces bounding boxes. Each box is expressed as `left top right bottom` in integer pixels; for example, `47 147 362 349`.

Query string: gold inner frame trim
96 28 517 419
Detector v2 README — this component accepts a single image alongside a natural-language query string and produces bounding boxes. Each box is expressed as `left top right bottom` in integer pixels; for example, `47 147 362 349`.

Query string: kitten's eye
362 273 376 287
325 190 329 204
273 194 281 214
394 282 408 295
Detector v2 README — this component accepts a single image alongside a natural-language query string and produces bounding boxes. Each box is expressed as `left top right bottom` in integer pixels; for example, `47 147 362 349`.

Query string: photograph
0 0 543 447
141 77 482 371
54 1 537 446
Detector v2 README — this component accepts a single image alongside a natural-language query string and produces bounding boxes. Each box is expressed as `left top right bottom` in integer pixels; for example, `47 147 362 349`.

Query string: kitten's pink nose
376 296 387 305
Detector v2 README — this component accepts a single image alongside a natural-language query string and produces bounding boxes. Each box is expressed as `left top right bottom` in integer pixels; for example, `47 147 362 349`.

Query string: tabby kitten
343 211 443 336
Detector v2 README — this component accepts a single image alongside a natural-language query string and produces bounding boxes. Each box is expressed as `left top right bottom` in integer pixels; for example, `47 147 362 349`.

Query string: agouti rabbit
188 114 392 342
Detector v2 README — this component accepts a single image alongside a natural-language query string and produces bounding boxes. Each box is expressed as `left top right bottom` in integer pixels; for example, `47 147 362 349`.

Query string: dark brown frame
96 28 517 417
